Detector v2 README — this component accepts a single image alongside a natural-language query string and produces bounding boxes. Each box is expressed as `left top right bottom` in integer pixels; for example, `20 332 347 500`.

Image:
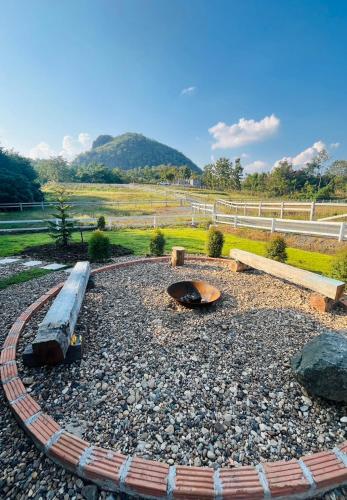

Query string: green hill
74 132 201 172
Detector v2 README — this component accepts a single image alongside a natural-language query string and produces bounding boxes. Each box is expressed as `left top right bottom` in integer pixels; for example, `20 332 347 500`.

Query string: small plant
48 186 74 247
97 215 106 230
149 229 166 256
206 226 224 257
88 230 111 262
266 235 288 262
330 250 347 282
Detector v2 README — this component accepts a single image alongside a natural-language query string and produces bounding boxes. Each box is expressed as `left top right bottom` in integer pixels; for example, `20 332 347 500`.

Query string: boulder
291 331 347 402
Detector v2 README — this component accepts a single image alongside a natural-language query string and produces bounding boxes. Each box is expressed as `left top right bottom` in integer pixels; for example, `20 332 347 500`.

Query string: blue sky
0 0 346 173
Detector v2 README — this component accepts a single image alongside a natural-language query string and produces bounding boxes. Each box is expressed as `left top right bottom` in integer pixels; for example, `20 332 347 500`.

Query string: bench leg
229 260 249 272
309 293 335 313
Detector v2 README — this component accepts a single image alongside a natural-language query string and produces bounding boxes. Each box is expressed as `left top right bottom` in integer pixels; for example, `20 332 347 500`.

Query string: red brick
11 394 41 422
303 451 347 488
220 466 264 499
82 447 126 486
263 459 310 497
26 413 61 447
125 457 169 497
0 361 18 382
174 466 214 500
8 320 25 336
49 432 89 470
3 377 26 402
2 335 18 349
0 346 16 365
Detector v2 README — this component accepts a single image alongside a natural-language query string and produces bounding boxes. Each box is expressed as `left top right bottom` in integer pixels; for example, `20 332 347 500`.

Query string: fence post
41 201 44 211
338 222 345 242
271 218 276 233
280 202 284 219
244 204 246 216
258 202 262 216
19 203 23 212
153 215 157 228
310 202 316 221
234 215 238 228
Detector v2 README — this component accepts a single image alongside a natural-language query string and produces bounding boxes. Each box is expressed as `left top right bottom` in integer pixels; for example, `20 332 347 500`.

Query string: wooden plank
31 261 90 365
230 249 345 300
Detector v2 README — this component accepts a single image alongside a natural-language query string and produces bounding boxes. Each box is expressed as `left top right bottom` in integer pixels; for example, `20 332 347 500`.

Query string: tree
0 148 43 204
33 156 74 184
48 186 74 247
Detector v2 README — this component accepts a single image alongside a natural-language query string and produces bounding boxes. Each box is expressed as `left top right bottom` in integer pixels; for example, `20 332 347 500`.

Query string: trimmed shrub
97 215 106 231
266 235 288 262
149 229 166 256
330 250 347 282
206 226 224 257
88 230 111 262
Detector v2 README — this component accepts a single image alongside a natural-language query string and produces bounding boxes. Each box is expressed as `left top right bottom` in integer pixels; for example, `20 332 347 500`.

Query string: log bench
23 261 90 366
230 249 345 312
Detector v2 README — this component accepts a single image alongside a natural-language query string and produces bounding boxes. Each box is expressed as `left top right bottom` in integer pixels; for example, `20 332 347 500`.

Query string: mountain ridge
74 132 201 172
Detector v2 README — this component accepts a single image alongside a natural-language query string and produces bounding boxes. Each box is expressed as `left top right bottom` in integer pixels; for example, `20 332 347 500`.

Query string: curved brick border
1 256 347 499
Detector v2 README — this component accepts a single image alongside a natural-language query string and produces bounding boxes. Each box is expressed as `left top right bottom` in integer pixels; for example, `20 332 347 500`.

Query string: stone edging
1 256 347 499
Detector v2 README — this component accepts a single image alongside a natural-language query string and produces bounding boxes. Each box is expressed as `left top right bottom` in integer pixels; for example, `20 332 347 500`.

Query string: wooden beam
32 261 90 365
230 249 345 300
171 246 185 267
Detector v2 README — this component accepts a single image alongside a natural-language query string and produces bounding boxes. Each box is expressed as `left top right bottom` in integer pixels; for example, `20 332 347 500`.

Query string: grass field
0 227 334 275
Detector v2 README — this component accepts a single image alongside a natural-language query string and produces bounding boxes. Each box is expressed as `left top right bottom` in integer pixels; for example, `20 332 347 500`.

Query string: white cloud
209 114 280 150
244 160 269 174
330 142 340 149
29 132 92 161
276 140 326 168
29 142 56 159
181 86 196 96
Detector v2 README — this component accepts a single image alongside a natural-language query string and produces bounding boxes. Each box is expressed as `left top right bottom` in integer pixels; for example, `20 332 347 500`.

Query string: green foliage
97 215 106 230
206 226 224 257
202 157 243 191
266 236 288 262
149 229 166 256
0 148 43 203
88 230 111 262
33 156 75 184
74 132 200 172
48 186 74 247
330 250 347 282
75 163 123 183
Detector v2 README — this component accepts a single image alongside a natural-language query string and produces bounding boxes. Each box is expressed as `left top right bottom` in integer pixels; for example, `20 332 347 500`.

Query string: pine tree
48 186 74 247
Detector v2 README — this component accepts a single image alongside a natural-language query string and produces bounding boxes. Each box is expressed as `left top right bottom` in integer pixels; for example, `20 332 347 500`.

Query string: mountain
74 133 201 172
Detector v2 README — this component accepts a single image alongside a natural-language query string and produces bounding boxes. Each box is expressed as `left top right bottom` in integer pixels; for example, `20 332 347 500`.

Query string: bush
206 226 224 257
330 250 347 282
266 236 288 262
97 215 106 230
149 229 166 256
88 230 111 262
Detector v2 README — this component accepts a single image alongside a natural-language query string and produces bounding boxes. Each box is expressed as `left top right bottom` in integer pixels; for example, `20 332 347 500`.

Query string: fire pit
167 280 221 308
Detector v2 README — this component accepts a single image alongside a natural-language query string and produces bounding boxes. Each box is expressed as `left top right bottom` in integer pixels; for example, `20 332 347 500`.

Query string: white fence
216 199 347 221
0 198 186 211
191 202 347 241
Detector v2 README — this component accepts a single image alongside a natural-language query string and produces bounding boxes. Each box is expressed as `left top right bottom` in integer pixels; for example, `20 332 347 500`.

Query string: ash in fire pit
167 280 221 308
181 290 202 304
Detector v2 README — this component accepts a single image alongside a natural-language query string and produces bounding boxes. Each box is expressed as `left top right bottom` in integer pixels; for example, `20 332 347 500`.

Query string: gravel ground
1 256 347 499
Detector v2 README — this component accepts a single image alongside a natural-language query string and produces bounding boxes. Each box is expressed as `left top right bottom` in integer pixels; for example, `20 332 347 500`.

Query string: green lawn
0 268 52 290
0 227 334 275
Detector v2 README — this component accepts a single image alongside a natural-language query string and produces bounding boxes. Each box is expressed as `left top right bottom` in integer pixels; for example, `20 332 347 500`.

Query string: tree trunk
171 246 185 267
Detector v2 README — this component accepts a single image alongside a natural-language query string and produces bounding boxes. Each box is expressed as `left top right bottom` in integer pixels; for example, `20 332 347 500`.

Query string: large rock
291 331 347 402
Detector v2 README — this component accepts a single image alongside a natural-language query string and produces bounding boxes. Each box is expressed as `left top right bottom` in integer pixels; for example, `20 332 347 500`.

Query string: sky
0 0 347 173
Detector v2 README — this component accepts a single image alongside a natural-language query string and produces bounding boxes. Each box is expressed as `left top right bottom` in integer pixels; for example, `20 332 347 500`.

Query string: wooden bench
28 261 91 365
230 249 345 312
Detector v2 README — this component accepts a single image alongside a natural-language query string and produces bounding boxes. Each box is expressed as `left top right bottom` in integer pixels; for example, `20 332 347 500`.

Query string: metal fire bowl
167 280 221 309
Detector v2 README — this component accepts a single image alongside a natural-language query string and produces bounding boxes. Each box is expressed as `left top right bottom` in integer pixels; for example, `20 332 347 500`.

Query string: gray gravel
1 256 347 499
